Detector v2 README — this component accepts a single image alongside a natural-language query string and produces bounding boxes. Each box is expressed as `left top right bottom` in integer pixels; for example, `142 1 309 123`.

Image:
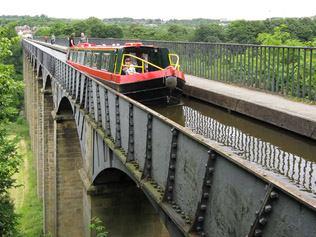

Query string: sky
1 0 315 20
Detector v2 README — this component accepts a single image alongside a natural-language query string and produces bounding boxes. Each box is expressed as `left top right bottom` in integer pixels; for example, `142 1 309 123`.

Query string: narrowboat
66 42 185 105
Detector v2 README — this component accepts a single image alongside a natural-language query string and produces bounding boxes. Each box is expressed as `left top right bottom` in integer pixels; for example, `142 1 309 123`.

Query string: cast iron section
142 113 153 179
115 95 121 148
127 103 135 161
190 150 217 237
163 127 179 202
104 89 111 137
248 183 279 237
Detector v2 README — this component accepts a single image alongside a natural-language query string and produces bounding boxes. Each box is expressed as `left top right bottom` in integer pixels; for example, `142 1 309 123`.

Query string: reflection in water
152 98 316 194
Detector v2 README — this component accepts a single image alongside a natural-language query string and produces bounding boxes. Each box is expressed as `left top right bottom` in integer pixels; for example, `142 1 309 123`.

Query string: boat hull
98 77 185 105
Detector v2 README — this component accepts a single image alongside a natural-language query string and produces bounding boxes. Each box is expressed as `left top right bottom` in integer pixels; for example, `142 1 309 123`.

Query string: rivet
270 191 279 199
264 205 272 213
198 216 204 222
170 175 175 181
167 196 172 201
171 153 176 159
147 164 151 169
206 180 211 186
208 167 214 174
254 229 262 236
172 143 177 148
170 165 175 170
203 192 209 199
172 204 177 208
196 226 202 232
200 204 207 211
129 103 133 108
200 232 206 237
168 186 173 191
259 217 267 225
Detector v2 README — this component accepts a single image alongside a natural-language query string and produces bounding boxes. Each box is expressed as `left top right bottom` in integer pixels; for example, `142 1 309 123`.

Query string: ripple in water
183 106 316 194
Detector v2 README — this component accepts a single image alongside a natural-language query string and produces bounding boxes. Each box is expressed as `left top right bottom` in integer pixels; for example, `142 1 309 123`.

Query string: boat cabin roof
70 42 156 51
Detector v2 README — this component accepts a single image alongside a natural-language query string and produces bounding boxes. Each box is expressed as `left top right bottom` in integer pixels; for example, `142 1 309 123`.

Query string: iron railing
35 37 316 101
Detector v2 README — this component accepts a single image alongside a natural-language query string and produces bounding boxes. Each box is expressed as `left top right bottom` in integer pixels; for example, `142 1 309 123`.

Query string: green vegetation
90 217 108 237
0 23 23 236
8 119 43 237
2 15 316 44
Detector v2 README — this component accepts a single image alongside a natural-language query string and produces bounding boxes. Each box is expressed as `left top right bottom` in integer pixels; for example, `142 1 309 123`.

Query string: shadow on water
151 96 316 194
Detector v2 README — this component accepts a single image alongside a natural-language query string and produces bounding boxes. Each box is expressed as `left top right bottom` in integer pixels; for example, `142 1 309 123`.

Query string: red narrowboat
66 42 185 105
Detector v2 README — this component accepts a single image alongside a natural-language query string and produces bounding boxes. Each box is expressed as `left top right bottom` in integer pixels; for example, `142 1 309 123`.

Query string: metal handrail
119 53 163 74
168 53 180 70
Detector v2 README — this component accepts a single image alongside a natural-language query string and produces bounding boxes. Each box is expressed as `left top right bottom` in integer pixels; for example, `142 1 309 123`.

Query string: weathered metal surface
23 39 316 237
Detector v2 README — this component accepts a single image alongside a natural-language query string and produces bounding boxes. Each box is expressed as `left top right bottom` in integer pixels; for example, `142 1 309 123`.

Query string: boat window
122 47 169 73
101 52 111 71
85 51 92 67
92 52 100 69
78 51 85 64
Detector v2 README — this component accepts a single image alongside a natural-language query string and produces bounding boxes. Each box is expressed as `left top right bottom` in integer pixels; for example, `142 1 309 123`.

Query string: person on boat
68 33 75 47
79 32 87 43
122 57 137 75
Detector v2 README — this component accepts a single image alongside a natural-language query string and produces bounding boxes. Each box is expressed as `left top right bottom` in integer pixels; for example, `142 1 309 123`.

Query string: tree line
1 15 316 45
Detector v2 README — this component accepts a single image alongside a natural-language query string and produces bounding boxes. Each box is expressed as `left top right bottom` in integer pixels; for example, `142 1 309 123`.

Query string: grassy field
9 118 43 237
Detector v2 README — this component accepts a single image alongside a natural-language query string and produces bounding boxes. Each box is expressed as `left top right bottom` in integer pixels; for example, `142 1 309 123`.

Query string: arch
93 168 135 185
44 75 52 91
32 58 37 71
37 65 43 78
90 167 170 237
57 97 73 115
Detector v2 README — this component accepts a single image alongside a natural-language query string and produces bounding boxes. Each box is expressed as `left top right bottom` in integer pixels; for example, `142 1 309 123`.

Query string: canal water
151 97 316 194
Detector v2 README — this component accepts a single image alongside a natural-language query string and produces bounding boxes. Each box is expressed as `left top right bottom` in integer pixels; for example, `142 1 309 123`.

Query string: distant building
15 25 34 38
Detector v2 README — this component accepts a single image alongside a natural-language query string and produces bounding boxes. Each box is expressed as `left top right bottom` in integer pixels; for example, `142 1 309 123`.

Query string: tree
162 24 189 41
226 20 267 44
0 26 22 236
257 24 304 46
102 24 124 38
192 24 225 43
